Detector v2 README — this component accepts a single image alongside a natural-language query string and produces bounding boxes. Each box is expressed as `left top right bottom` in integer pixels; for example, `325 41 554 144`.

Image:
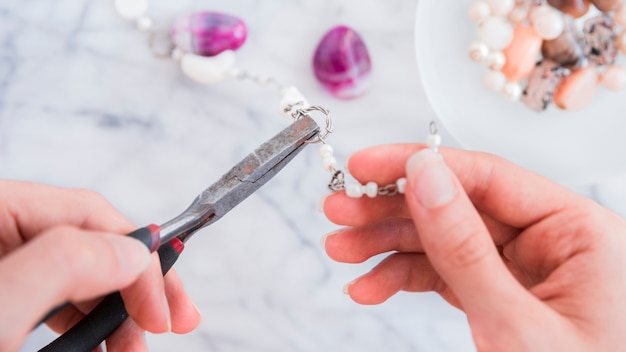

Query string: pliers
37 115 320 352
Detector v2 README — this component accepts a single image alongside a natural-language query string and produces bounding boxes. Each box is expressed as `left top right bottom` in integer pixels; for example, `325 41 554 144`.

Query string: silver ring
294 106 333 144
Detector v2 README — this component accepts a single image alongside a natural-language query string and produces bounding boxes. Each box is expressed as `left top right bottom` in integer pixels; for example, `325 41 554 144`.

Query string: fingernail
406 149 456 209
320 231 337 249
107 235 151 275
343 279 356 295
163 293 172 332
317 194 329 213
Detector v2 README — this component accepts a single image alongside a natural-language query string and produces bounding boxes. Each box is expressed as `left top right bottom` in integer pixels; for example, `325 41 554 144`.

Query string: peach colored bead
502 26 543 82
553 67 600 110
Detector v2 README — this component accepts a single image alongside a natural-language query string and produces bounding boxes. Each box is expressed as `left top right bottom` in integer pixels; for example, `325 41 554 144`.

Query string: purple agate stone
172 12 247 57
313 25 372 99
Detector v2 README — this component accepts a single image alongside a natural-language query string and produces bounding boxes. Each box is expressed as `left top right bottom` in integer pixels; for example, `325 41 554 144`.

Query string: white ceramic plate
415 0 626 185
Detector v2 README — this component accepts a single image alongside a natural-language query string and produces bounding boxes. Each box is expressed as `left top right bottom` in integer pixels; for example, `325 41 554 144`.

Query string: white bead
280 86 310 118
180 50 236 84
426 134 442 149
322 155 337 171
319 144 334 158
364 182 378 198
486 51 506 70
478 17 514 50
484 70 507 91
531 7 564 40
469 41 490 62
114 0 149 20
614 4 626 27
136 16 153 32
468 1 492 23
396 178 407 194
346 183 364 198
486 0 515 16
602 65 626 91
502 82 522 101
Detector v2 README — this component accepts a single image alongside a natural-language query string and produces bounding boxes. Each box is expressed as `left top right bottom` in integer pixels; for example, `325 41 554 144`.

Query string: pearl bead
531 7 564 40
502 82 522 101
396 178 407 194
114 0 149 20
468 1 492 23
614 4 626 27
486 0 515 16
602 65 626 91
484 70 507 91
426 134 442 149
486 51 506 70
322 155 337 171
319 144 334 158
346 183 363 198
180 50 236 84
364 182 378 198
478 17 515 50
136 16 153 32
469 41 490 62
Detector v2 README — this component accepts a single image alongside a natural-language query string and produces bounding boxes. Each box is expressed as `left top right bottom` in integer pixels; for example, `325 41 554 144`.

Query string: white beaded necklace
113 0 442 199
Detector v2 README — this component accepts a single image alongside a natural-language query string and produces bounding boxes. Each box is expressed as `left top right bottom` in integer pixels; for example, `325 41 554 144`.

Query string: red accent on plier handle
127 224 161 252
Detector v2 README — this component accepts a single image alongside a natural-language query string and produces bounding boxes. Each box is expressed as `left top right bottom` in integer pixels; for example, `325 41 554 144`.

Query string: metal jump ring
429 121 438 135
294 106 333 144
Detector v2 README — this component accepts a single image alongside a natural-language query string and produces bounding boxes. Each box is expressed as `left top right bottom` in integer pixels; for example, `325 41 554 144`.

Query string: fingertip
106 234 151 277
405 149 457 210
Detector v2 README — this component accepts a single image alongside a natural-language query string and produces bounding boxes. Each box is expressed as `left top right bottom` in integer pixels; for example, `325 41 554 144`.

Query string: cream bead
486 0 515 16
364 182 378 198
114 0 149 20
486 51 506 70
478 17 514 50
484 70 507 91
346 183 364 198
469 41 490 62
180 50 236 84
396 178 407 194
426 134 442 150
322 155 337 171
602 65 626 91
319 144 334 158
280 86 310 118
531 7 564 40
502 82 522 101
468 1 492 23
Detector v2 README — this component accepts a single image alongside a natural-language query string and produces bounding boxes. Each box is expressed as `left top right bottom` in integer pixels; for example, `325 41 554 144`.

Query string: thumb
0 226 150 350
404 149 527 319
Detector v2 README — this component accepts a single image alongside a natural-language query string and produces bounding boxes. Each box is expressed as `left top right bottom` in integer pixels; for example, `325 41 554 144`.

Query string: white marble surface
2 0 624 351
